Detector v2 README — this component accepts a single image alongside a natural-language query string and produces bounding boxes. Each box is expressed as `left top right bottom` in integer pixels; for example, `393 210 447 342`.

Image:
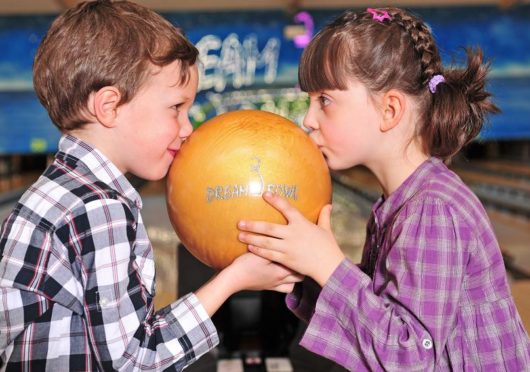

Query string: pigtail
423 48 500 161
382 9 501 161
298 7 500 163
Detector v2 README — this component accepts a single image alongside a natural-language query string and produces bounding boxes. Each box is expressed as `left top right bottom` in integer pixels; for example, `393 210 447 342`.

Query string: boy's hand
224 253 304 293
195 252 302 317
238 192 345 287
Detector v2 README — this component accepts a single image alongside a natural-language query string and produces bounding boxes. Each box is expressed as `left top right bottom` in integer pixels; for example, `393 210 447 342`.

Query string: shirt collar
372 157 443 227
57 134 143 209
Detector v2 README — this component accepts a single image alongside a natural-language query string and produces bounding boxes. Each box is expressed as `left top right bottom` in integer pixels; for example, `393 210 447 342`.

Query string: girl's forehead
307 82 371 101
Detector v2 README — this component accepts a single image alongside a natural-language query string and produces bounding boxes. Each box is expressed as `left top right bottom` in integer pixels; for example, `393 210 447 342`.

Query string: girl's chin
324 156 337 170
326 159 350 172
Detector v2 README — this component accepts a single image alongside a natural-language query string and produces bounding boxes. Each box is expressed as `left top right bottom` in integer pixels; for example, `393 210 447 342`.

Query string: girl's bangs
298 30 350 92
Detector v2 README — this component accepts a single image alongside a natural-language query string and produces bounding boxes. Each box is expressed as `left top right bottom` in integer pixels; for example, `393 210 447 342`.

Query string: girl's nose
303 105 319 132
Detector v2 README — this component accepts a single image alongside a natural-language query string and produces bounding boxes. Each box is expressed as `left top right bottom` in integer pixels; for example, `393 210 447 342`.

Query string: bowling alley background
2 3 530 153
1 1 530 371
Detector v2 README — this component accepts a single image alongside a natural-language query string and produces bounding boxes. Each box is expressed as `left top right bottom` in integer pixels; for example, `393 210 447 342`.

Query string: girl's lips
168 149 178 157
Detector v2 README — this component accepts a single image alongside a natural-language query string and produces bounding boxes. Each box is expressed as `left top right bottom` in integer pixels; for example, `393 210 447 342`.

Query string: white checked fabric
0 135 218 371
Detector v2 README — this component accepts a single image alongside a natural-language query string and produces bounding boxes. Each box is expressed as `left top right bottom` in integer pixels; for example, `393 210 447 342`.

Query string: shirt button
422 339 433 350
100 297 109 307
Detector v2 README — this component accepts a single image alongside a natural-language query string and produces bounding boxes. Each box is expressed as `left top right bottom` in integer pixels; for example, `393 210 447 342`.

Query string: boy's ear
88 86 121 128
380 89 405 132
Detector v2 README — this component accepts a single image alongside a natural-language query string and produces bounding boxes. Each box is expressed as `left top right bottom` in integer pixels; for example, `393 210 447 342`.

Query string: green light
30 138 48 153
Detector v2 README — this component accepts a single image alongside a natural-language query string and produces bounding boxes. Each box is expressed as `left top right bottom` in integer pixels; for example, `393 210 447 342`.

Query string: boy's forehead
142 61 190 89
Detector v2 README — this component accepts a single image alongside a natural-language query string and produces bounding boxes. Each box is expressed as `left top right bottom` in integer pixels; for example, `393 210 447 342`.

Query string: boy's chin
130 169 168 182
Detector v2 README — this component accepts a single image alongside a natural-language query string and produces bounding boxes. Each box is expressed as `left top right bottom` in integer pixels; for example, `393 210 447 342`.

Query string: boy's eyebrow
168 80 183 88
168 74 192 88
171 92 194 102
167 80 191 94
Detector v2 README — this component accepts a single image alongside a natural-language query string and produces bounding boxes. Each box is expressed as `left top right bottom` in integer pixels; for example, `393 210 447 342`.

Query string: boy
0 1 300 370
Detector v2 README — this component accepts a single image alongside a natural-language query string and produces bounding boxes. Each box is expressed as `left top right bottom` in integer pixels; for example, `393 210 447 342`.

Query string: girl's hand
238 192 345 287
223 252 304 293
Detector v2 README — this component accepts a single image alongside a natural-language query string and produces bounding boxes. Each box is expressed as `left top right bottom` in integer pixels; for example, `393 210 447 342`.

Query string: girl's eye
318 95 331 107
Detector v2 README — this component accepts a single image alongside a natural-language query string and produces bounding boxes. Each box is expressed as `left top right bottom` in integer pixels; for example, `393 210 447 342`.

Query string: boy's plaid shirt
0 135 218 371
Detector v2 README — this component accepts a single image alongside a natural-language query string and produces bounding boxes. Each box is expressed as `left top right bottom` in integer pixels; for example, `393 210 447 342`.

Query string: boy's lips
168 148 178 157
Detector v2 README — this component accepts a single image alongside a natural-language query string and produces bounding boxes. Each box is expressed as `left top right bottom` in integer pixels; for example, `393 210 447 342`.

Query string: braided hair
298 7 499 161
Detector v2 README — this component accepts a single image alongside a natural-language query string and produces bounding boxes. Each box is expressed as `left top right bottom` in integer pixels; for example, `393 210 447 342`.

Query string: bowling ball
166 110 332 269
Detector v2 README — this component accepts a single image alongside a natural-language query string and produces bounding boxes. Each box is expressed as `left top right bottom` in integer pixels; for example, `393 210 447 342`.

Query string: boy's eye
172 103 187 114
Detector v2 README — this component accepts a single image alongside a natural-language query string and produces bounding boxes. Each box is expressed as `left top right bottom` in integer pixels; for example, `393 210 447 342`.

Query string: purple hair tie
428 74 445 93
367 8 391 22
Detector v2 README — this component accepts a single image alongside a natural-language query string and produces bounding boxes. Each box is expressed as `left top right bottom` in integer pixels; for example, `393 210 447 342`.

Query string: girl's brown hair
298 8 500 161
33 0 199 131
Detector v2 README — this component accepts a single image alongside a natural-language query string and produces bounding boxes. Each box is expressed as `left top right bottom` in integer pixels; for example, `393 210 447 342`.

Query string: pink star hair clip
367 8 391 22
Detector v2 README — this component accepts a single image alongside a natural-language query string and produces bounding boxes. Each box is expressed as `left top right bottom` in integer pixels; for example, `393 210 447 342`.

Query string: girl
238 7 530 371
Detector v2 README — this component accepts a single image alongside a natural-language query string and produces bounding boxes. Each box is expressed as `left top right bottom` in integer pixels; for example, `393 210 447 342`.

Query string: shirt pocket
132 253 156 297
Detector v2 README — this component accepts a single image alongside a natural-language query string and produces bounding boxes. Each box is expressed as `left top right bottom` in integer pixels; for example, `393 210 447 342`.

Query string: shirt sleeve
0 211 59 365
298 197 468 371
286 220 372 322
286 277 321 322
64 198 219 371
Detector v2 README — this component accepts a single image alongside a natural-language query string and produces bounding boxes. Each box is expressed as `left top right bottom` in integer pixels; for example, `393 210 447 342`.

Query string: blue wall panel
1 6 529 153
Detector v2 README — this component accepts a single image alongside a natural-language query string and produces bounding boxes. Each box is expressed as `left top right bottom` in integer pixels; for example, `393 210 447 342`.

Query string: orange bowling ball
166 110 332 269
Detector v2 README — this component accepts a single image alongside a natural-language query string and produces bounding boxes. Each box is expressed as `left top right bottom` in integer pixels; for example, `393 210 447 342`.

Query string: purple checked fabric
287 157 530 371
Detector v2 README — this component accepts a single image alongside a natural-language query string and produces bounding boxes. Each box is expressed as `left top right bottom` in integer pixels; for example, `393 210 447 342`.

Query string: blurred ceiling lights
0 0 526 14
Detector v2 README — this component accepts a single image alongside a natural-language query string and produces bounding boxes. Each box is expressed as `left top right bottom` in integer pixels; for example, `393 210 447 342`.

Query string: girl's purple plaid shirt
287 158 530 371
0 135 218 371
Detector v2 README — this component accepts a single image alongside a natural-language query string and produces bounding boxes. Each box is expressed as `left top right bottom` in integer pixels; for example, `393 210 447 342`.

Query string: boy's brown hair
33 0 198 131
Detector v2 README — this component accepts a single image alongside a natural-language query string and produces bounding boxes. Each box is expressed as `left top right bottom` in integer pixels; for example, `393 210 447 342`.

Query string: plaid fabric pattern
0 135 218 371
287 158 530 371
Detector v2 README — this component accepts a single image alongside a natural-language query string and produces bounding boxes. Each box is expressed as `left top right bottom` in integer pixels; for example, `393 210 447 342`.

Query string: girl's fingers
248 244 284 263
238 220 285 239
238 192 307 238
239 232 282 252
262 192 300 222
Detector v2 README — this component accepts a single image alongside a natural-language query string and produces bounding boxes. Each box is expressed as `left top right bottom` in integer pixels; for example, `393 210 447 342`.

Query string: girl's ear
88 86 121 128
380 89 405 132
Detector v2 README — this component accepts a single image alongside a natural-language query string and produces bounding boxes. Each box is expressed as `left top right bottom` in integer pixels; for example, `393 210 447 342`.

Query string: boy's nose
179 115 194 139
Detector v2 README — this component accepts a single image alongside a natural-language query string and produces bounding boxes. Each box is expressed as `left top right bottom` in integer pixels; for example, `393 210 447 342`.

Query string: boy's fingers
273 283 295 293
317 204 333 231
286 273 304 282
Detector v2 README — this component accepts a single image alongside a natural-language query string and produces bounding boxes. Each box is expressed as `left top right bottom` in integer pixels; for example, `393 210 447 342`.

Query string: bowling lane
138 190 180 309
329 181 370 264
0 204 12 227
